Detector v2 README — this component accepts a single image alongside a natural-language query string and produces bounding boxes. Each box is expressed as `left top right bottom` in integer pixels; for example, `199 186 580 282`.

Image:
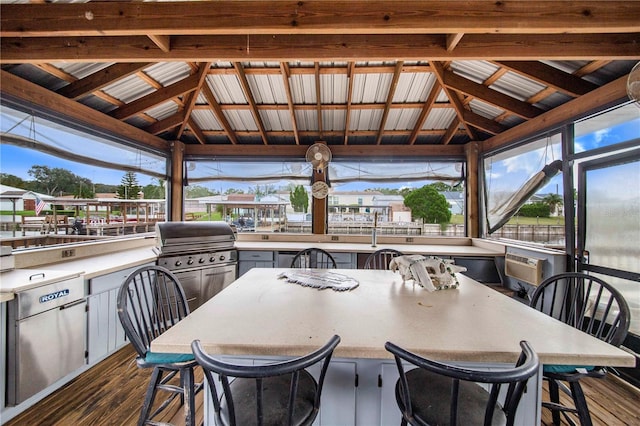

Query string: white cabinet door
87 262 152 365
379 362 402 426
315 360 357 426
87 288 127 365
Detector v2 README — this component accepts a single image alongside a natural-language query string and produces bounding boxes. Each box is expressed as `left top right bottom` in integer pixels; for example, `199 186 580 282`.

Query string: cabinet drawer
89 263 154 294
239 251 274 261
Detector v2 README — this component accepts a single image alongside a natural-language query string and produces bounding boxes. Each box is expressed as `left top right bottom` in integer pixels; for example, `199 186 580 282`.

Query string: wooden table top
151 268 634 367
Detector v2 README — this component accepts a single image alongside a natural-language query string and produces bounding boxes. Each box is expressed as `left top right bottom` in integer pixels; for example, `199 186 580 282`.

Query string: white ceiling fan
305 142 332 172
305 142 332 199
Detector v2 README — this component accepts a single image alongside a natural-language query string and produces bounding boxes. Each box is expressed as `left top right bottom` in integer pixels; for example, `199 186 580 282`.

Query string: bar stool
117 265 202 426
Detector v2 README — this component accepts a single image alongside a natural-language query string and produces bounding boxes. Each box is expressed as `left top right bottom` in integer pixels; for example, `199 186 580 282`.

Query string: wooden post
465 141 480 238
171 141 185 222
311 168 327 234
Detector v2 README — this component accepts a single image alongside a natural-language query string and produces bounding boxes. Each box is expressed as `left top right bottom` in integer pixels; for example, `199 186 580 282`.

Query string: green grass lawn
449 214 564 226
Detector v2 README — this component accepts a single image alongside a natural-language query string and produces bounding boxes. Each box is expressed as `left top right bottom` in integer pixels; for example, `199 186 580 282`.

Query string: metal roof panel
101 73 155 104
423 108 457 130
192 109 222 131
143 62 192 87
208 74 246 104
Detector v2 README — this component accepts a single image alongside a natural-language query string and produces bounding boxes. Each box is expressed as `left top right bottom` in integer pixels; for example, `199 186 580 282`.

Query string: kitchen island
152 268 634 425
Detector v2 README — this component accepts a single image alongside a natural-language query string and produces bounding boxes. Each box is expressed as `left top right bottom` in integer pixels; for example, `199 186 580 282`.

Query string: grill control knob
219 255 226 261
199 258 205 264
209 256 216 262
187 258 194 265
175 260 182 267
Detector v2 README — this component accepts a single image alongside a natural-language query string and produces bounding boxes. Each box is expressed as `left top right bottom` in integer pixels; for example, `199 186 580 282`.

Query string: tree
28 165 78 195
250 184 276 199
403 185 452 225
224 188 244 194
0 173 27 188
399 187 413 198
142 179 165 199
185 185 215 198
542 193 563 215
289 185 309 212
117 171 141 199
74 178 95 199
94 183 119 194
364 187 400 195
429 181 463 192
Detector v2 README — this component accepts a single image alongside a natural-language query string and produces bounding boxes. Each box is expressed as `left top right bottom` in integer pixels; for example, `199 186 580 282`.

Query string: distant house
0 184 51 212
441 191 465 215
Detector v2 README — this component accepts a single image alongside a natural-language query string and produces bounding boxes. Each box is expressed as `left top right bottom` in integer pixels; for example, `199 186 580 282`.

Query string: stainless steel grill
155 221 237 311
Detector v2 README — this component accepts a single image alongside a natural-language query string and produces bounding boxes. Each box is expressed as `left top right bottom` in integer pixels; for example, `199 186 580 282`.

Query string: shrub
517 202 550 218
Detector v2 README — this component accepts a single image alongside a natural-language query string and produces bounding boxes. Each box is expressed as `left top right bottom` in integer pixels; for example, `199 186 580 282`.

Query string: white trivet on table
277 269 359 291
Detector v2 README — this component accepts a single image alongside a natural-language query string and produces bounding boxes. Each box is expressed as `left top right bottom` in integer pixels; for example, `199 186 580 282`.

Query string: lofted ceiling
1 1 639 159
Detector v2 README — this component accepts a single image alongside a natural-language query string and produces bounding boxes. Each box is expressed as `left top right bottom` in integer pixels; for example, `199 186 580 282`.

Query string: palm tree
542 193 563 216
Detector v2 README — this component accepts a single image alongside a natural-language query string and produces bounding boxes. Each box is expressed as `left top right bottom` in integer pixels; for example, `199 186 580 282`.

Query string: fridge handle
60 299 87 310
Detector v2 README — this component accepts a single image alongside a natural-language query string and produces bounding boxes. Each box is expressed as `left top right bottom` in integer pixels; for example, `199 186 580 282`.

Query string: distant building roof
228 194 255 202
390 202 410 212
441 191 464 199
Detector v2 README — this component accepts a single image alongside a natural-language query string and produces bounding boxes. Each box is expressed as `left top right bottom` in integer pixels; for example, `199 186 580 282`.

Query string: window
574 102 640 154
183 158 465 236
483 133 563 245
1 107 168 247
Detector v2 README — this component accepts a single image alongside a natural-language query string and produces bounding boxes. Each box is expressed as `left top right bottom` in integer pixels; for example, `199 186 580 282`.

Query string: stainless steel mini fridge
6 272 86 406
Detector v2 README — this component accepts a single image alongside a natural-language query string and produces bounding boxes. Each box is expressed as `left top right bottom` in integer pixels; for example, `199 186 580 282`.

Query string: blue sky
0 144 157 186
1 109 637 193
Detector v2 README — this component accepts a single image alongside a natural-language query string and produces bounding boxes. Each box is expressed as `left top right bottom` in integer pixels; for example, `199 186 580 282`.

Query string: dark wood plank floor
5 344 639 426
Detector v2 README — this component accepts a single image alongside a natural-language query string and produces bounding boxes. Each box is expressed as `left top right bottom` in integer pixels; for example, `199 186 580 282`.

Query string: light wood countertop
152 268 634 367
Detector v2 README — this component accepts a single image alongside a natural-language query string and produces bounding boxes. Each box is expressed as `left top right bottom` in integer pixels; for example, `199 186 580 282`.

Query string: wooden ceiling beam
184 143 465 158
207 64 433 76
144 112 185 135
441 67 544 119
573 60 612 77
196 102 451 111
0 70 169 152
446 33 464 52
431 62 477 140
110 73 202 120
376 61 404 145
3 2 638 36
201 83 239 145
280 62 300 145
344 62 355 145
35 63 76 82
3 33 638 64
58 63 153 100
315 62 323 141
483 68 508 87
461 110 506 135
202 128 466 139
185 117 207 145
233 62 269 144
408 81 441 145
482 75 629 152
495 61 598 97
441 117 460 145
148 35 171 53
175 62 211 139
